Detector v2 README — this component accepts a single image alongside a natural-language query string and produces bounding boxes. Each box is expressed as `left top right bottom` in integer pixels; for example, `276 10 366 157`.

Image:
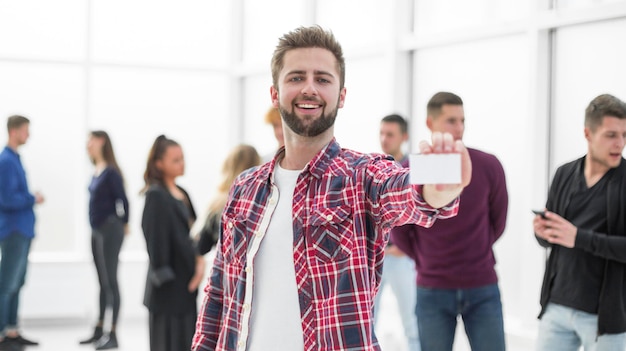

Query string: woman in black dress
140 135 204 351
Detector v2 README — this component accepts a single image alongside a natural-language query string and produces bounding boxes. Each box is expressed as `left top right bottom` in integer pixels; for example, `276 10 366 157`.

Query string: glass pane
90 67 230 253
554 0 625 10
0 63 85 253
316 0 390 52
414 0 529 37
335 56 392 154
91 0 231 66
552 17 626 171
242 0 306 65
242 74 280 160
0 0 86 60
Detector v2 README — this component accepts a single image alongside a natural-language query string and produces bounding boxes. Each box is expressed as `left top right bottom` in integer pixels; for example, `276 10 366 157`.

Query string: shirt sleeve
192 239 226 351
575 228 626 263
108 170 129 224
365 157 459 230
0 159 35 211
535 167 560 248
488 157 509 243
142 189 172 270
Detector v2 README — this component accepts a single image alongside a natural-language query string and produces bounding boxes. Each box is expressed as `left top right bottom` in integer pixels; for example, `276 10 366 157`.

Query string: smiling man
192 26 472 351
534 94 626 351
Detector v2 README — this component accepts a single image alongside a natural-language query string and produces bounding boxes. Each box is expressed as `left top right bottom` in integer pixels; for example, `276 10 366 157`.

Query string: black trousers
91 215 124 326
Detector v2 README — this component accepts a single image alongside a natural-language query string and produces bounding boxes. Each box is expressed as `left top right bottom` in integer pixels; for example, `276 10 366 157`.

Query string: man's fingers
431 132 443 153
443 133 454 153
454 140 465 153
418 140 432 154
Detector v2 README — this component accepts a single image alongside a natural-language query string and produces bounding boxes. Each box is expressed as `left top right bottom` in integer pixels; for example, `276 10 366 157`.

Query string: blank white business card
409 153 461 184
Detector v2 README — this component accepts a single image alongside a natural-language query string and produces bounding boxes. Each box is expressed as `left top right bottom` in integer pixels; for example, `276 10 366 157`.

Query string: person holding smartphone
534 94 626 350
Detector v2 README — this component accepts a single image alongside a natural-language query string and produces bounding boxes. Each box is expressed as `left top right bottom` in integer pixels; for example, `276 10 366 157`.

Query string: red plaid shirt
192 139 459 351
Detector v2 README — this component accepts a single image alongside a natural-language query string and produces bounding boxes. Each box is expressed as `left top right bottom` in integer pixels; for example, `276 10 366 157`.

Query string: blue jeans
0 232 31 335
537 303 626 351
416 284 505 351
374 254 420 351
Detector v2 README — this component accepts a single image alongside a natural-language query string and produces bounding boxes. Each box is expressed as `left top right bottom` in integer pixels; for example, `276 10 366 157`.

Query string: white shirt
247 163 304 351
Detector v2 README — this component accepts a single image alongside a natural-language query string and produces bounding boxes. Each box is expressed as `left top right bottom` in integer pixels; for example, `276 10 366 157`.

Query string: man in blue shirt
0 115 44 350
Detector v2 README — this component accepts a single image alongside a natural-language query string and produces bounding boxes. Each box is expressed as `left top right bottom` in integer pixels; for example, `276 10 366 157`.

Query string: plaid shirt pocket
308 206 354 263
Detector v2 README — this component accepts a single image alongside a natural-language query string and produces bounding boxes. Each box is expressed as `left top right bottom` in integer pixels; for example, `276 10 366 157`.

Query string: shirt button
227 222 234 229
243 303 250 310
326 214 333 221
245 266 251 273
255 231 263 238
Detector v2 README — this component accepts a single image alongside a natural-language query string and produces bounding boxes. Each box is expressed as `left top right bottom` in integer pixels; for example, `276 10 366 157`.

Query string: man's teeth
299 104 318 108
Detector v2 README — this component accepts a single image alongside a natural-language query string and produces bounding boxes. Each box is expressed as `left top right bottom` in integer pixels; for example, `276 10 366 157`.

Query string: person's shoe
0 338 24 351
5 334 38 346
78 326 103 345
95 332 118 350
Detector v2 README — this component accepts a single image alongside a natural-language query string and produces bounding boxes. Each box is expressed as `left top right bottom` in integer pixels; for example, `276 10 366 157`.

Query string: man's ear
426 116 433 132
584 126 591 142
270 86 279 107
338 87 347 108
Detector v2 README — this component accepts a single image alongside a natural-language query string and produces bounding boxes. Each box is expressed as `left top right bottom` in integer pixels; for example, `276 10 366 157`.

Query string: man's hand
385 244 406 257
419 132 472 208
34 191 45 204
534 210 577 248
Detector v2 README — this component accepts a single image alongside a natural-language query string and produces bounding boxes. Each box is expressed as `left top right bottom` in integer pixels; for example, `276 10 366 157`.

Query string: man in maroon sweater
392 92 509 351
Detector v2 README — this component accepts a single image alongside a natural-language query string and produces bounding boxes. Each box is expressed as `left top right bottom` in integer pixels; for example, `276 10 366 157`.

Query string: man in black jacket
534 93 626 350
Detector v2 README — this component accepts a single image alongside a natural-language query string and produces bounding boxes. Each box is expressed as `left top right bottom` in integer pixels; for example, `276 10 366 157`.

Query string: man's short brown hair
427 92 463 118
7 115 30 132
271 25 345 90
585 94 626 131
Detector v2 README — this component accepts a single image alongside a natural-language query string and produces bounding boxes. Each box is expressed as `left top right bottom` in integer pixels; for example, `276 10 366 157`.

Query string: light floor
19 289 535 351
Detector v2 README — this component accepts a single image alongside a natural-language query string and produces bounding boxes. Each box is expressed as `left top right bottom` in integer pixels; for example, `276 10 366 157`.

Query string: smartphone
532 209 547 219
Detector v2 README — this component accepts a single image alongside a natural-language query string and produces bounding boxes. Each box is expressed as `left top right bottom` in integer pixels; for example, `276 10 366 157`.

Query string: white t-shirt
247 163 304 351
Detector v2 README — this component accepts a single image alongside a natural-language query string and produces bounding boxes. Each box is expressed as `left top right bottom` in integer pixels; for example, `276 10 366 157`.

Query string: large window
0 0 232 257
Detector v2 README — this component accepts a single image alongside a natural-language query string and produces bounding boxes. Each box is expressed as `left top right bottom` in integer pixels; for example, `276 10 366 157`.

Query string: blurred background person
393 92 509 351
0 115 44 350
141 135 204 351
79 131 129 350
262 106 284 163
195 144 261 256
375 114 420 351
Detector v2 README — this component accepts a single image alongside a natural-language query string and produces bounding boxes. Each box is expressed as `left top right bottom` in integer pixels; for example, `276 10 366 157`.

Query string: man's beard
279 99 338 137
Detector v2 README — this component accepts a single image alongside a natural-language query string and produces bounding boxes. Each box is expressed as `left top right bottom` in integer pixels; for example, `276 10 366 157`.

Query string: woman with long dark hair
141 135 204 351
79 131 129 350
